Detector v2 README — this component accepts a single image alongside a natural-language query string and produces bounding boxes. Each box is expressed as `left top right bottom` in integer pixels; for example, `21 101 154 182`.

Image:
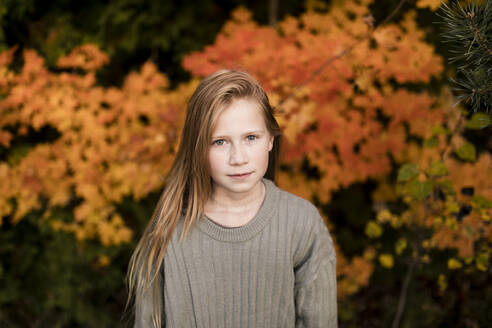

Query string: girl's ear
268 135 274 152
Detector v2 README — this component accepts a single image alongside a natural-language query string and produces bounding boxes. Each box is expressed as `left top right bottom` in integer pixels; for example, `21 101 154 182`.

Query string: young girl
127 69 337 327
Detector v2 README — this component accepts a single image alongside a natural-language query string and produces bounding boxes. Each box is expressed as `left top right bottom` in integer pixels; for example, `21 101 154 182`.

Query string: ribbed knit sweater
135 178 337 327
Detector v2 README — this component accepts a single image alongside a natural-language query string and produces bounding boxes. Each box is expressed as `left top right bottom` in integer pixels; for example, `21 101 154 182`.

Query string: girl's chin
212 178 262 194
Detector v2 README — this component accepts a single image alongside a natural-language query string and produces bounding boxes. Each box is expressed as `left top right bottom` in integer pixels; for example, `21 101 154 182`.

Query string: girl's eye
213 139 226 146
246 135 257 141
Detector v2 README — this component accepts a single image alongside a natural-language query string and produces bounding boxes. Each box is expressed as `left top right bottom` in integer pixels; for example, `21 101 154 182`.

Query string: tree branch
379 0 407 26
391 259 417 328
269 0 278 28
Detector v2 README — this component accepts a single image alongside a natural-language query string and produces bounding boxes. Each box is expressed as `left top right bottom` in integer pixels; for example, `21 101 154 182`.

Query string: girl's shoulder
268 179 322 225
270 182 335 269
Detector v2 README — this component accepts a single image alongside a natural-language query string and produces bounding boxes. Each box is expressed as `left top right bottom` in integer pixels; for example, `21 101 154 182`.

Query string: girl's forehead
213 99 266 130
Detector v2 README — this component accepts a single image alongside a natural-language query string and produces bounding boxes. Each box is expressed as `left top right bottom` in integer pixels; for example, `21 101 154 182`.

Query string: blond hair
126 69 282 327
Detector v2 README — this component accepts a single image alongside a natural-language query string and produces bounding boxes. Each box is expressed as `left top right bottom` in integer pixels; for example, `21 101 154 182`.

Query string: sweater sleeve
294 208 337 328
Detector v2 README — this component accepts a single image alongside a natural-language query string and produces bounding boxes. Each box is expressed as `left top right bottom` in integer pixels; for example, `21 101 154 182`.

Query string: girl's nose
229 143 248 165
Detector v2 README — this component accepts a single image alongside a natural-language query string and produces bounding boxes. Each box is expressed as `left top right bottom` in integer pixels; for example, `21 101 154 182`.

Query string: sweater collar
197 178 278 243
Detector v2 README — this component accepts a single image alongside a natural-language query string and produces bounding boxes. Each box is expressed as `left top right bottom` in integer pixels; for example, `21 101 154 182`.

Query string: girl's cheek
260 140 272 150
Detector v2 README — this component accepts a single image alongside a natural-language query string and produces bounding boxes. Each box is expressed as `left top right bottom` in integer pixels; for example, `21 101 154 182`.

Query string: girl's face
208 98 274 200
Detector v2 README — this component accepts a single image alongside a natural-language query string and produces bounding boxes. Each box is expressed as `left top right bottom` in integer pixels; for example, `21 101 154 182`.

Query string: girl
127 69 337 327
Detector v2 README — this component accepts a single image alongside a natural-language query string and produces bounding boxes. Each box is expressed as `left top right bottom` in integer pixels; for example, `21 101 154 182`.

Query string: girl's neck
206 180 265 214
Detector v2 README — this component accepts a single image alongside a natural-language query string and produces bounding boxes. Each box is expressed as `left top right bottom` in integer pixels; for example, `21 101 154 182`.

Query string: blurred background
0 0 491 327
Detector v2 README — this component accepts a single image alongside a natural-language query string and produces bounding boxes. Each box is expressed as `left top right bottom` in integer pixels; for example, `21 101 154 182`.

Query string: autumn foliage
0 44 199 247
0 0 490 323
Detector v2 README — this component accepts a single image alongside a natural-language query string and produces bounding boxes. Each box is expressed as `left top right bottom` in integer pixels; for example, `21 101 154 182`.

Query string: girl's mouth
229 172 252 179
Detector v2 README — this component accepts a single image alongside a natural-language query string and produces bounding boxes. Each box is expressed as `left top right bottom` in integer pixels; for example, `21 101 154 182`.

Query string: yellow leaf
438 274 447 291
365 221 383 238
433 217 443 227
448 258 463 270
379 254 394 268
363 248 376 261
476 252 489 272
376 209 391 223
481 210 490 222
390 215 402 228
395 238 407 255
445 217 458 230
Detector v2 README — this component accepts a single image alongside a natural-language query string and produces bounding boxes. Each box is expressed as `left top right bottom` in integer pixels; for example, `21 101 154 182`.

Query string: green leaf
427 160 449 177
465 113 491 130
472 195 492 209
432 125 450 135
423 136 438 148
407 180 433 200
7 143 32 166
437 180 456 195
397 163 420 182
455 143 476 161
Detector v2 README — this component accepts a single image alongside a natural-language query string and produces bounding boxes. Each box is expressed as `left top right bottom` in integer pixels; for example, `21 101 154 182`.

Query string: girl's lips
229 172 252 179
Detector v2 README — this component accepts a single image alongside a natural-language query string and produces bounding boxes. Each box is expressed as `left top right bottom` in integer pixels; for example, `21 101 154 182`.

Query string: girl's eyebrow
212 130 266 139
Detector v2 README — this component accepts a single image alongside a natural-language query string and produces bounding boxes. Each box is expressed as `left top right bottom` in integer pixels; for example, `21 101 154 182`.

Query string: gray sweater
136 178 337 327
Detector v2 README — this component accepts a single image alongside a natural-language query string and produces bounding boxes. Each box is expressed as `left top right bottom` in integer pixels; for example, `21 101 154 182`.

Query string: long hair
126 69 282 327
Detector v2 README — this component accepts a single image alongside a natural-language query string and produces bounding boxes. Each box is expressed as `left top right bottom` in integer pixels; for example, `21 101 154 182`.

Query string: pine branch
439 1 492 68
451 68 492 112
466 11 492 57
438 0 492 113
